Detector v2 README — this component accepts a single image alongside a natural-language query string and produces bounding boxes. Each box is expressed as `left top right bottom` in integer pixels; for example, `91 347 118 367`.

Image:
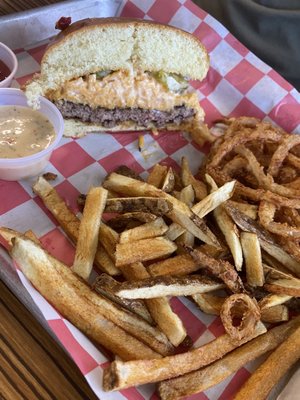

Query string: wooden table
0 280 98 400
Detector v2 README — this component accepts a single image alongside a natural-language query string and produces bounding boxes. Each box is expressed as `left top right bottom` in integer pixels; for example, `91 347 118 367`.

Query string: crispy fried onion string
268 135 300 177
220 294 261 341
186 246 245 294
259 201 300 239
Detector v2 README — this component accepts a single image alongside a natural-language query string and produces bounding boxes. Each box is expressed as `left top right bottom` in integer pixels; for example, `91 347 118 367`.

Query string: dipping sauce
0 60 10 82
0 106 56 158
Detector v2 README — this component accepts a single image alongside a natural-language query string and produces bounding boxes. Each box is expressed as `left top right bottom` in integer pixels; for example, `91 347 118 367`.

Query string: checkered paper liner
1 0 300 399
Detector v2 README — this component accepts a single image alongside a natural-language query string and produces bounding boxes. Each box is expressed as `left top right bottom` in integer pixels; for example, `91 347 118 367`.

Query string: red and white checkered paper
1 0 300 399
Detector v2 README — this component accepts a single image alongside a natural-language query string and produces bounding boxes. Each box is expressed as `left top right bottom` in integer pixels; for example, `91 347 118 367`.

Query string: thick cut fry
192 293 225 315
233 325 300 400
147 164 167 188
241 232 264 287
148 252 198 276
260 305 289 323
258 293 292 310
103 173 220 247
108 212 157 231
179 184 195 208
181 157 207 200
95 245 120 276
263 265 300 296
105 197 172 215
33 177 120 275
72 187 107 280
119 217 168 243
116 275 224 299
11 236 162 361
115 237 177 267
161 167 175 193
206 176 243 271
98 222 119 262
93 274 153 325
158 317 300 400
229 201 258 219
191 180 236 218
165 223 186 241
103 322 266 391
187 247 245 293
120 262 187 347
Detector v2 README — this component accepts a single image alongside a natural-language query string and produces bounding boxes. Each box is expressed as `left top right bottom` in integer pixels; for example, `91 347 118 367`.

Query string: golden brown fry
260 305 289 323
33 177 120 275
103 173 220 247
115 237 177 267
120 262 187 347
72 187 107 280
103 322 266 391
158 317 300 400
258 293 292 310
99 222 119 262
105 197 172 215
263 264 300 296
94 245 120 276
93 274 153 324
148 251 198 276
192 293 225 315
147 164 168 188
233 324 300 400
165 223 186 241
116 275 224 299
161 167 175 193
119 217 168 243
178 184 195 208
192 180 236 218
11 236 163 361
229 201 258 220
181 156 207 200
240 232 264 287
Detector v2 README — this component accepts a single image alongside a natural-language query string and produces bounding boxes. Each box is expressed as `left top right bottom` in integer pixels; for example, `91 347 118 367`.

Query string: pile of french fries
1 124 300 399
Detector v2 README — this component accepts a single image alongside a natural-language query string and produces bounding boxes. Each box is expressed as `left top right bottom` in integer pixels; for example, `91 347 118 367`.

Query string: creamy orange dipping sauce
0 106 56 159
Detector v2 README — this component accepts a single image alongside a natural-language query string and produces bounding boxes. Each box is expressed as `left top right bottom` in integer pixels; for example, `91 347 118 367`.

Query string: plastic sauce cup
0 88 64 181
0 42 18 88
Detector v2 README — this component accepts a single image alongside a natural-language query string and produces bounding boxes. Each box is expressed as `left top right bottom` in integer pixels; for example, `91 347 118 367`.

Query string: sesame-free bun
25 18 209 107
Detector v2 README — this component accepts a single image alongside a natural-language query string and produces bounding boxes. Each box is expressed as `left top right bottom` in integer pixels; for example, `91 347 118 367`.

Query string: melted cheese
48 70 201 114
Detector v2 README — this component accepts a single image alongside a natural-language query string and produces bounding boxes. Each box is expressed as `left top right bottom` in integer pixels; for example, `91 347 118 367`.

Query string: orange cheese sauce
48 70 200 112
0 106 56 158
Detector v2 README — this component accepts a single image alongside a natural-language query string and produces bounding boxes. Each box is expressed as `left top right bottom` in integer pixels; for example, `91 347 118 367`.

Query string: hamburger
25 18 211 140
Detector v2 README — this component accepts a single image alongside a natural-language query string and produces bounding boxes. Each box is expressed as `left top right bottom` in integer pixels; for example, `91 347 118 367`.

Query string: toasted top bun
25 18 209 107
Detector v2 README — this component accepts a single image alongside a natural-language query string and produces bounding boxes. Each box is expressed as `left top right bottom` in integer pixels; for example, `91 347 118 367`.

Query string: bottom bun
63 118 214 144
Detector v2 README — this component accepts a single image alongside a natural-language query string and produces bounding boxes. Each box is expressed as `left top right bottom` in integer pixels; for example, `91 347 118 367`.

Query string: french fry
103 173 220 247
233 325 300 400
115 275 224 299
114 165 144 181
192 180 236 218
206 175 243 271
241 232 264 286
108 212 157 231
103 321 266 391
95 245 120 276
178 184 195 208
115 237 177 267
120 262 187 347
181 156 207 200
99 222 119 262
165 223 186 241
10 236 163 361
260 305 289 323
161 167 175 193
105 197 172 215
192 293 225 315
72 187 107 280
33 177 120 275
119 217 168 243
229 201 258 219
148 251 198 276
147 164 168 188
158 317 300 400
93 274 153 324
258 293 292 310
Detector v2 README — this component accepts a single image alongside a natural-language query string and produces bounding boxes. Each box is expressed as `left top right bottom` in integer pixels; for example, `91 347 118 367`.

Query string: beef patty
54 100 195 128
